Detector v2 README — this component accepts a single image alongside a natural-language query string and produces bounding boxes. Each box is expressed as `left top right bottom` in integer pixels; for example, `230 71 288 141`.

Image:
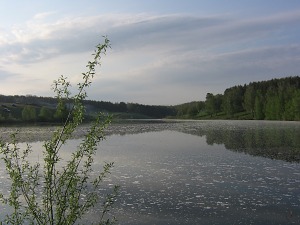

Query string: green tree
205 93 215 117
284 99 295 120
284 89 300 121
39 106 53 122
0 113 5 121
293 90 300 120
176 103 189 118
244 84 256 118
54 101 69 122
118 102 127 112
0 37 119 225
22 105 37 122
205 93 222 117
187 102 199 117
223 86 245 116
254 90 265 120
264 89 283 120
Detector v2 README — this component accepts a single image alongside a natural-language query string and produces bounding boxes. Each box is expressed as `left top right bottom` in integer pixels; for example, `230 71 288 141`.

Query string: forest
175 76 300 121
0 76 299 123
0 95 176 123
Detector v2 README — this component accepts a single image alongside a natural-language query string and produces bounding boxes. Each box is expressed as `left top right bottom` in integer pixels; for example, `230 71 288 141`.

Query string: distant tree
254 90 265 120
126 103 139 114
264 90 276 120
214 94 223 113
223 86 245 116
284 89 300 121
293 90 300 120
265 89 283 120
284 99 295 120
22 105 37 121
187 102 199 117
54 101 69 122
205 93 222 117
0 113 5 121
244 84 256 118
119 102 127 112
205 93 215 117
174 101 204 118
39 106 53 121
196 101 206 114
176 104 189 117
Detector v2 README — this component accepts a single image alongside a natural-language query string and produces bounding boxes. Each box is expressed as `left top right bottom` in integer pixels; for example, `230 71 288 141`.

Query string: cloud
0 69 19 80
1 10 300 63
0 68 45 96
0 13 230 64
0 10 300 104
33 11 57 20
87 44 300 105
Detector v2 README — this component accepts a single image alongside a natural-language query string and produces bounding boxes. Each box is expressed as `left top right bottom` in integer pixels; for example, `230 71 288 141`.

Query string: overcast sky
0 0 300 105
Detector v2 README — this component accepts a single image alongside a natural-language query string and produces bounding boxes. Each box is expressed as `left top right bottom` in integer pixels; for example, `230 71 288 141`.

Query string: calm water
0 120 299 224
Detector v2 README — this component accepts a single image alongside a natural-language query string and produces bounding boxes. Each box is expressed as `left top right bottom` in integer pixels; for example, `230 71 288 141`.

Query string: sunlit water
0 120 299 224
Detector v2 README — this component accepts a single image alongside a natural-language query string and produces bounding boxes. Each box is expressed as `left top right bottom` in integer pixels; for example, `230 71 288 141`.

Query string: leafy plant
0 37 119 225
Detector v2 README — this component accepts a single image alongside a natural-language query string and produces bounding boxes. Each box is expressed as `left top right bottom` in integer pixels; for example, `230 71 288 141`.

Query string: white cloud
0 10 300 104
33 11 57 20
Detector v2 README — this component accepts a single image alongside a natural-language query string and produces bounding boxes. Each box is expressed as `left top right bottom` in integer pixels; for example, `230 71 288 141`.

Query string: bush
0 37 119 225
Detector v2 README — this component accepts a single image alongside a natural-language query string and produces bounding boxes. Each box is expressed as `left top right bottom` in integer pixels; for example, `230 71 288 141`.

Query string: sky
0 0 300 105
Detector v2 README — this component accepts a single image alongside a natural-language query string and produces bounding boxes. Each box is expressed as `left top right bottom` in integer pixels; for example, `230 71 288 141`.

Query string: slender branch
0 36 117 225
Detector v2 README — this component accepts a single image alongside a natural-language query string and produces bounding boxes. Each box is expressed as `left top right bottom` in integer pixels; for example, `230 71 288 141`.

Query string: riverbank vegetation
175 76 300 121
0 37 119 224
0 76 299 123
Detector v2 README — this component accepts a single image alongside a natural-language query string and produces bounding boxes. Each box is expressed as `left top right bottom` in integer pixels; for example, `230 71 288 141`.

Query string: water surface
0 120 299 224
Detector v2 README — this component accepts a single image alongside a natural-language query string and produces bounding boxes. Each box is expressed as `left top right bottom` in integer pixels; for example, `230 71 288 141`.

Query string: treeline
0 94 176 123
84 100 176 118
0 101 70 123
1 76 299 123
175 76 300 121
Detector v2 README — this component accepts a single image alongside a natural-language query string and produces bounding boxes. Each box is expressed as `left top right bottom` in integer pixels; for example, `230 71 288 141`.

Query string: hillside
0 95 176 123
174 76 300 121
0 76 299 123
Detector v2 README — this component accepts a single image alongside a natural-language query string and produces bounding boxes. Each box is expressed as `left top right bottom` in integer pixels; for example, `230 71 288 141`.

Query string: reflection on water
1 120 299 163
0 120 299 224
180 120 300 163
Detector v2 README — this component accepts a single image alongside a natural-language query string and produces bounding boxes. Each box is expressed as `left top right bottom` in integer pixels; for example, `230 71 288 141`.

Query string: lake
0 120 299 224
